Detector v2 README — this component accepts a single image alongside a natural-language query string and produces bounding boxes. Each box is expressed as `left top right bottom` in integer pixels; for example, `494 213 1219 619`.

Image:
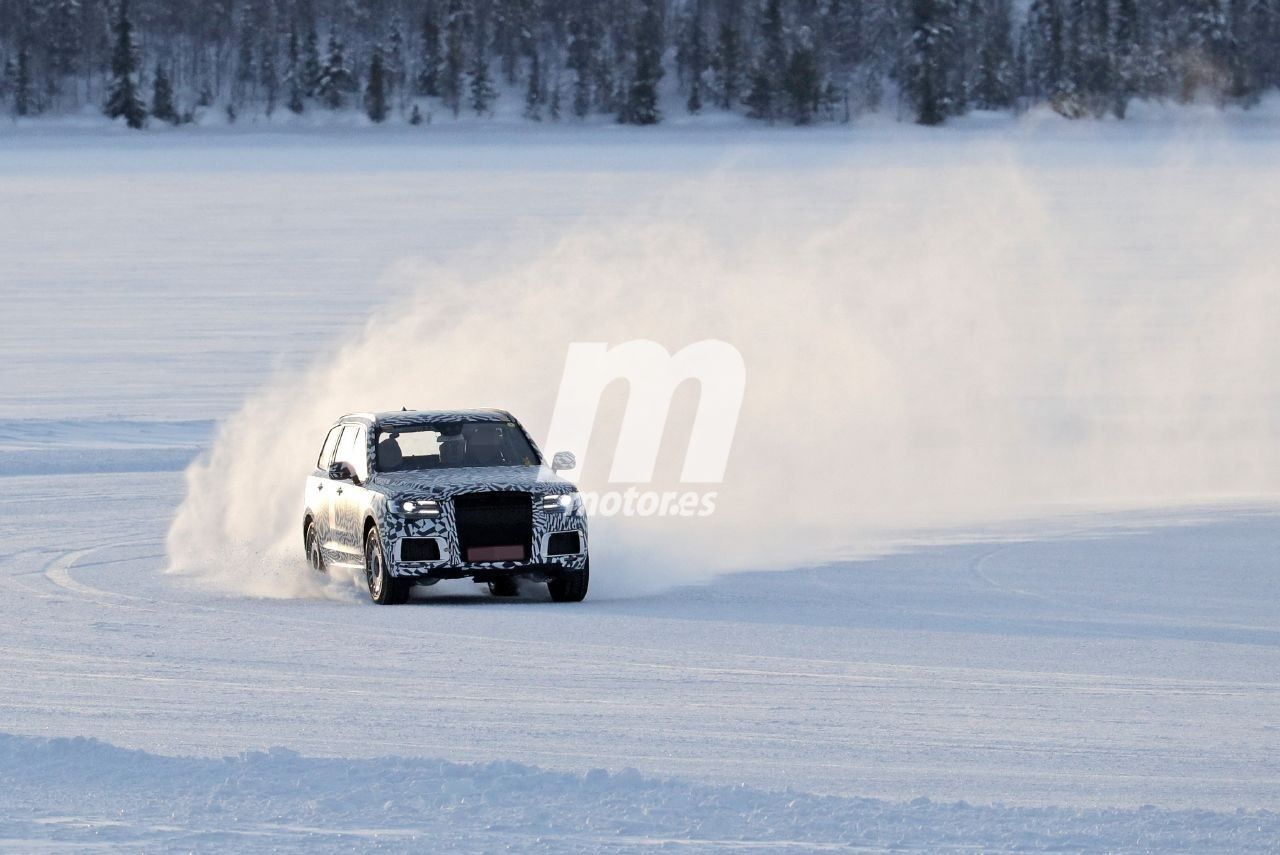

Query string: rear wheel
488 577 519 597
304 519 325 573
365 527 410 605
547 562 589 603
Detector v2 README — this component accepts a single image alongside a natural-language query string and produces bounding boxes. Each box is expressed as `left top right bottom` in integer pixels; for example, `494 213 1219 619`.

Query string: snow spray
167 137 1280 598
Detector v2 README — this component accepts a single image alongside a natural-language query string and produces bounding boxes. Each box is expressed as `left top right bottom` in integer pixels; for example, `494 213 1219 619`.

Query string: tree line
1 0 1278 128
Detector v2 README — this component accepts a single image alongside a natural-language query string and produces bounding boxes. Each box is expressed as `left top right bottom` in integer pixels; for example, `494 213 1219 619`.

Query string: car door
328 424 369 561
307 424 343 561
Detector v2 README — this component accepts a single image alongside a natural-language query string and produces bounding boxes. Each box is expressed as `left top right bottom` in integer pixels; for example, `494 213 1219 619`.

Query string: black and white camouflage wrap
304 409 588 580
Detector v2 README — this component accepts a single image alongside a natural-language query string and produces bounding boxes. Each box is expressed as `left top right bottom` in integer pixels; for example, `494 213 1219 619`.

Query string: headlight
541 492 582 516
399 498 441 517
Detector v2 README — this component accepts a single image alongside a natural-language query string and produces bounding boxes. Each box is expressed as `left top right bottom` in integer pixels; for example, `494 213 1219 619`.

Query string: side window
351 427 369 483
332 426 355 476
316 426 342 470
334 425 369 484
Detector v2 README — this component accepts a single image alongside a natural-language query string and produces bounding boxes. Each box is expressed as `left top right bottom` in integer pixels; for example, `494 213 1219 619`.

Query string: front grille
400 537 441 562
453 491 532 563
547 531 581 556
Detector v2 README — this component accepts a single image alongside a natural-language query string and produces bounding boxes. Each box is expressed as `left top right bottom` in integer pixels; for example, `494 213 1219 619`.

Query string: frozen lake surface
1 121 1278 850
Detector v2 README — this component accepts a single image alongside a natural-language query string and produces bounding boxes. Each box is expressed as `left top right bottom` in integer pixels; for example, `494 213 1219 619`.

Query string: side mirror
328 461 356 482
551 451 576 472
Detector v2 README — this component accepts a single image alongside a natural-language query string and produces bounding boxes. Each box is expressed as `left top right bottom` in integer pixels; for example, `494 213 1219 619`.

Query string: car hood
369 465 576 500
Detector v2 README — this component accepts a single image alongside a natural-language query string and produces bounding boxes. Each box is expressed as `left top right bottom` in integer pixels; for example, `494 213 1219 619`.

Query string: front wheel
304 519 325 573
364 527 410 605
547 562 589 603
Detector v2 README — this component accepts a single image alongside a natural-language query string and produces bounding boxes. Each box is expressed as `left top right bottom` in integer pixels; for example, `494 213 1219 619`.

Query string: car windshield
375 422 539 472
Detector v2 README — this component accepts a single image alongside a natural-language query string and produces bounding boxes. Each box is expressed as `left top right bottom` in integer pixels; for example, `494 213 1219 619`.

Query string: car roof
336 409 515 430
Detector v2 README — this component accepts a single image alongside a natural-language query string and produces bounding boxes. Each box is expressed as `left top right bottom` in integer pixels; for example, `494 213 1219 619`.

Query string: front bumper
400 560 587 584
382 502 588 580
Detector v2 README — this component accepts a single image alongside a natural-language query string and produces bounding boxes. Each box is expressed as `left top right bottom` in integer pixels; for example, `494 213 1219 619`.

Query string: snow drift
4 732 1276 852
166 134 1280 598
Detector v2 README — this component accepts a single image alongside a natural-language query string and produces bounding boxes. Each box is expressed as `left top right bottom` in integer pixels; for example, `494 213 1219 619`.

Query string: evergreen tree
286 27 305 113
713 19 743 108
1259 0 1280 89
2 57 16 107
621 0 663 124
1225 0 1253 99
905 0 953 125
150 62 178 123
386 18 407 103
48 0 82 89
261 36 280 116
235 22 256 105
14 44 32 117
592 16 616 113
0 0 1275 128
567 16 593 117
1060 0 1085 99
303 27 322 97
948 0 978 114
549 73 562 119
440 0 466 116
974 0 1015 109
469 59 496 115
1144 0 1179 95
494 0 532 85
104 0 145 128
745 0 787 120
821 0 864 119
469 17 496 114
1023 0 1068 100
317 32 352 109
365 45 388 121
523 49 543 120
1182 0 1230 99
744 65 774 119
684 3 707 114
823 0 863 77
1078 0 1113 109
1241 0 1280 96
821 79 843 120
416 6 442 96
783 29 821 124
1111 0 1141 115
760 0 788 82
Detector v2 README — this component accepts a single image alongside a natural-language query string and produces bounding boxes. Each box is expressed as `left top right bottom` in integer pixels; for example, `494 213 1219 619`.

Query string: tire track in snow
31 539 1280 701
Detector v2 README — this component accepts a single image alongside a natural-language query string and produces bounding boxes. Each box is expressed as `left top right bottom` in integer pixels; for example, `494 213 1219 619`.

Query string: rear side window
316 426 342 469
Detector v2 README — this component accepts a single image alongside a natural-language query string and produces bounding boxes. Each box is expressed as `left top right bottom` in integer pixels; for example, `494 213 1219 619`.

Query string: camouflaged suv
303 409 589 604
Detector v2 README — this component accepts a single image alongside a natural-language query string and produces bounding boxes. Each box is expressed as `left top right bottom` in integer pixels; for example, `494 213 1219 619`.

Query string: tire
364 527 410 605
547 562 589 603
488 577 519 597
304 519 326 574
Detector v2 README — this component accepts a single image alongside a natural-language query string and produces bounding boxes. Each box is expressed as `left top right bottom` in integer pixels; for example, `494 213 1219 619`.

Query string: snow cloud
167 136 1280 598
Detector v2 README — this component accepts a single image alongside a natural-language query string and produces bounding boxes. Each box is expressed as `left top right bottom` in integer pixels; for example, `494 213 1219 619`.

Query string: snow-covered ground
1 473 1277 850
2 118 1279 850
